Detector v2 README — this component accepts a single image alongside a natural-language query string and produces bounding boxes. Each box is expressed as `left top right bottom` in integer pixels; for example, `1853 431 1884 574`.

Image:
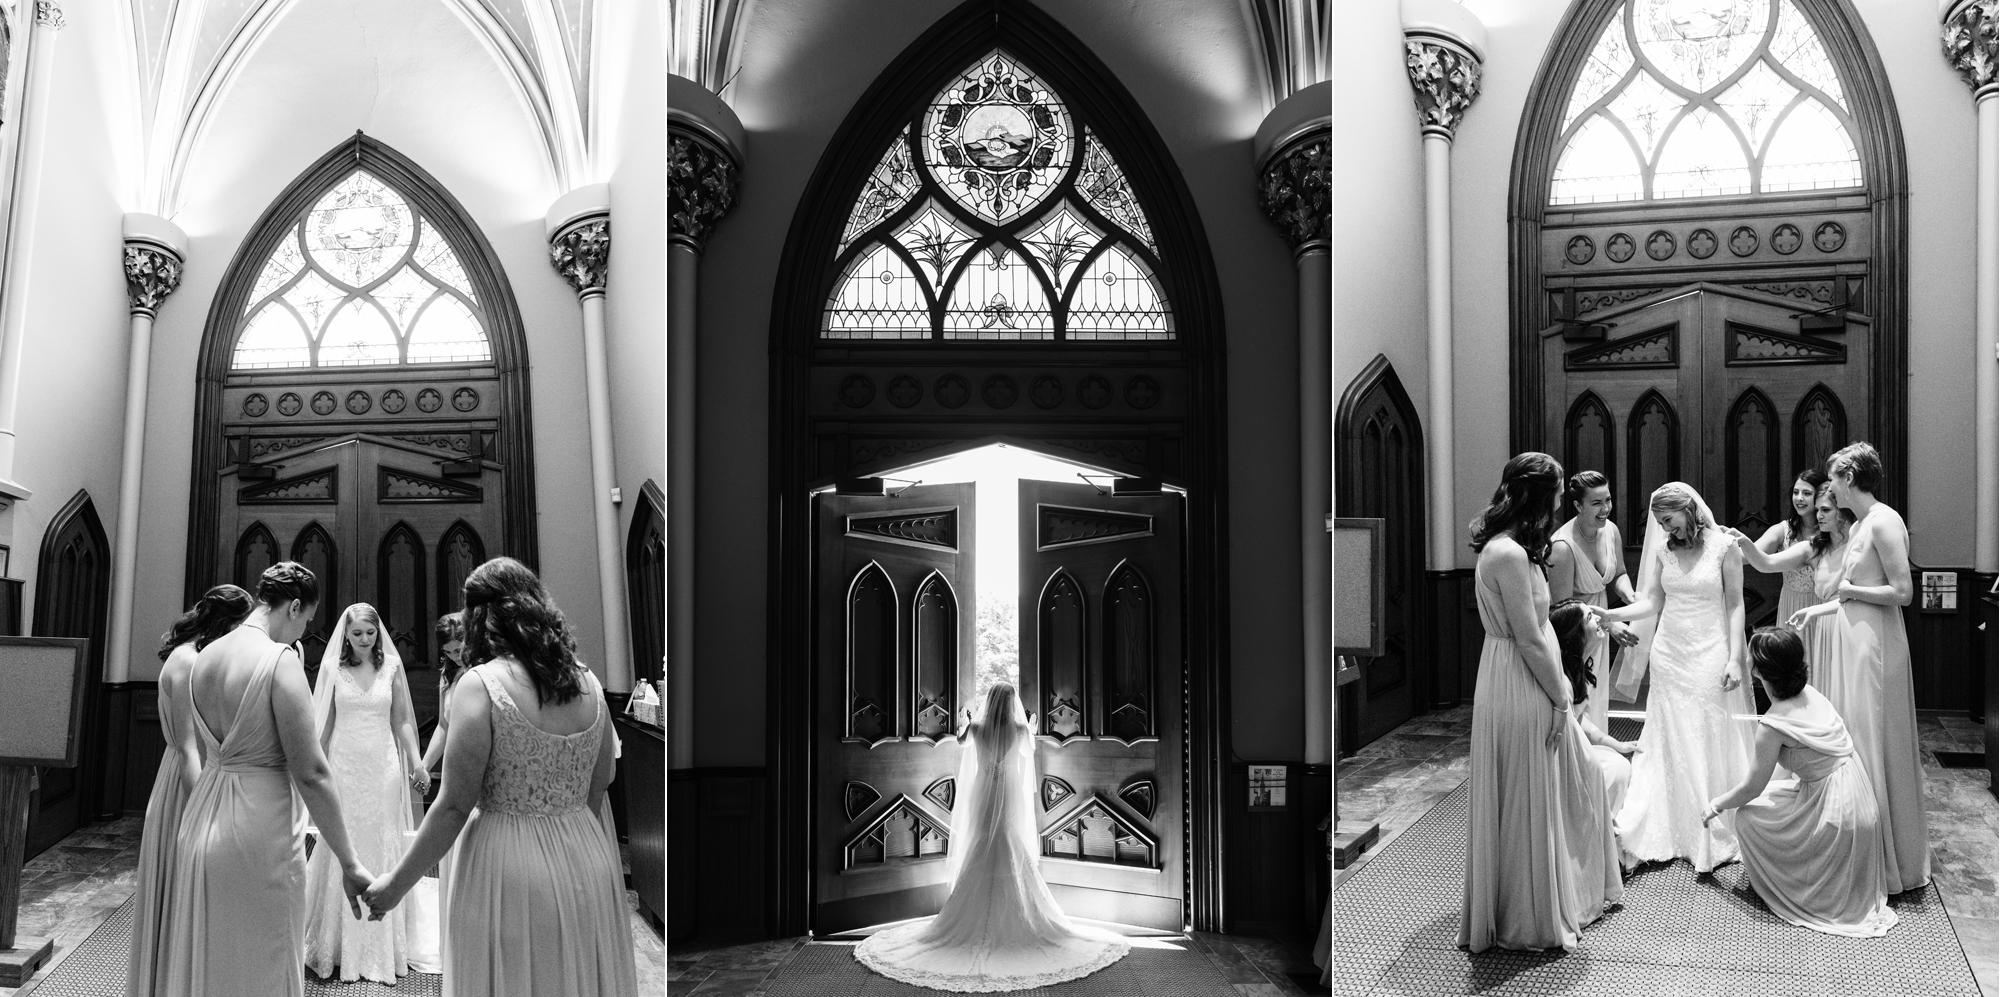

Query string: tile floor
1335 705 1999 996
0 816 667 995
668 922 1327 995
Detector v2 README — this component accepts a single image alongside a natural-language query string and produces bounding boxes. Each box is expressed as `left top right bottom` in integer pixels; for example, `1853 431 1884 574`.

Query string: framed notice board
0 636 90 767
1334 518 1384 658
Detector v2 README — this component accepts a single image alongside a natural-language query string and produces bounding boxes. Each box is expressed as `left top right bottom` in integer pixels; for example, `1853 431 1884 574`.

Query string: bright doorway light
891 444 1113 708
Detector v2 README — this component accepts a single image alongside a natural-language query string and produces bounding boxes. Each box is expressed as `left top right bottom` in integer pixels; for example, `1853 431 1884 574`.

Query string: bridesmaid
1729 482 1851 687
162 562 372 997
1809 442 1930 893
363 558 638 996
1749 470 1828 626
128 584 253 997
1548 470 1640 728
1703 628 1897 936
1459 453 1622 953
1549 599 1642 815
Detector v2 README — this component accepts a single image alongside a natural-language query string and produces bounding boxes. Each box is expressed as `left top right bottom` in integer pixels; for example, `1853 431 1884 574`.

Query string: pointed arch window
824 52 1173 341
231 171 493 369
1549 0 1862 205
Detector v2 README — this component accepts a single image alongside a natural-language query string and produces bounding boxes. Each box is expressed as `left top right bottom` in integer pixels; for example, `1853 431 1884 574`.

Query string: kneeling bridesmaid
1703 627 1897 937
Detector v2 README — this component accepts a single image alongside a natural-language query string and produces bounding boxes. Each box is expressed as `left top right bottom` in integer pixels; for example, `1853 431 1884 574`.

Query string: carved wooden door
217 433 504 676
24 496 110 858
1017 481 1183 931
813 484 976 935
1544 283 1868 633
1335 362 1425 752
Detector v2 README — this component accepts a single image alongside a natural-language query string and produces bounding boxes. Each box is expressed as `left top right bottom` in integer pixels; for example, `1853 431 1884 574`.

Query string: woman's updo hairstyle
256 561 320 609
1562 470 1609 519
1747 626 1809 700
1469 452 1564 565
158 584 254 660
1649 483 1705 550
338 603 386 669
1827 441 1883 494
1547 598 1595 706
462 556 583 705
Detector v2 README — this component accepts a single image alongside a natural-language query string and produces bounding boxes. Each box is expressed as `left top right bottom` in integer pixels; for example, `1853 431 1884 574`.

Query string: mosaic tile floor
1336 707 1999 996
669 922 1325 996
0 815 665 995
1336 784 1981 997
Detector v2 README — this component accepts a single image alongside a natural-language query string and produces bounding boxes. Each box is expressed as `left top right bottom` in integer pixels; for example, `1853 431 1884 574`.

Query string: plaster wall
695 0 1305 766
111 0 608 681
1404 0 1984 570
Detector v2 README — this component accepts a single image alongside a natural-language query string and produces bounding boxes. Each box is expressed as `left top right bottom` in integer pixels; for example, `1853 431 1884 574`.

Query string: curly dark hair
158 584 254 660
337 603 387 669
1748 626 1809 700
1547 598 1596 706
256 561 320 609
1786 469 1828 543
462 557 583 705
1470 452 1564 566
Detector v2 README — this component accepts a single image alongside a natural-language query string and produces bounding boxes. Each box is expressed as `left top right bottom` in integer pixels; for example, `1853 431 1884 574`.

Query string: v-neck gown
161 643 308 997
443 664 637 997
304 660 417 983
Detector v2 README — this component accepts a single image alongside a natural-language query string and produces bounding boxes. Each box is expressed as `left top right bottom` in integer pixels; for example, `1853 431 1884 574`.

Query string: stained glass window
231 171 492 369
823 50 1172 341
1549 0 1861 205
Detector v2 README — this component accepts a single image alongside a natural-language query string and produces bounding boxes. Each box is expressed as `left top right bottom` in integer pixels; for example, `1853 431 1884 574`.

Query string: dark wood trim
626 479 666 688
766 0 1231 936
185 134 539 606
33 492 111 821
1336 356 1432 719
121 680 163 814
1508 0 1907 508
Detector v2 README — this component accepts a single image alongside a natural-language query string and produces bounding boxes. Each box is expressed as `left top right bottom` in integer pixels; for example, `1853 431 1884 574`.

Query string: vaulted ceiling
120 0 601 215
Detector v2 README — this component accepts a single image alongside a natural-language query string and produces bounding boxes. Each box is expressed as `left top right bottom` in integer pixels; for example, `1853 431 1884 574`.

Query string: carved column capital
1257 135 1329 254
1405 39 1482 139
669 131 740 252
549 217 610 298
34 0 63 29
1943 0 1999 101
123 242 182 318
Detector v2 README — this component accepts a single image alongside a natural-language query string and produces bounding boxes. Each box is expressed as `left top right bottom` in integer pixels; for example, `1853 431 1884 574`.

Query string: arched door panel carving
24 492 112 858
1336 356 1425 752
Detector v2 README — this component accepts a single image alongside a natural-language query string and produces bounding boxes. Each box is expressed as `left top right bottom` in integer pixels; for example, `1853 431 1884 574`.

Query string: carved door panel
1544 285 1867 636
218 434 504 693
1335 364 1426 752
24 497 111 857
1018 481 1183 932
813 484 976 935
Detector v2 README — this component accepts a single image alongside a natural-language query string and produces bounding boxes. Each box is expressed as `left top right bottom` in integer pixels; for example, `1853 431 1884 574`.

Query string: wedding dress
1612 485 1758 872
853 683 1129 991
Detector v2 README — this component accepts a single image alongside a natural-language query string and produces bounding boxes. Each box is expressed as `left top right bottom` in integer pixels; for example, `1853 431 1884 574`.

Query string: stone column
1402 0 1485 580
106 216 185 685
1256 81 1331 766
1945 0 1998 573
0 1 65 508
668 77 742 770
547 185 632 693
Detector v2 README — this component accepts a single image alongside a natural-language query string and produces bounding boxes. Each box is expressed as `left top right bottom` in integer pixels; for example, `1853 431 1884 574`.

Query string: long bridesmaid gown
1825 505 1931 894
1550 519 1619 729
1459 536 1622 953
127 652 202 997
161 643 308 997
1731 686 1898 937
1802 542 1847 695
444 664 637 997
1775 525 1817 625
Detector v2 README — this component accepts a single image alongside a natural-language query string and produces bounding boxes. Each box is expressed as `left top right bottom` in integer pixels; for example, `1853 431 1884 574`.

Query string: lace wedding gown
854 704 1129 991
303 660 416 983
1615 528 1758 872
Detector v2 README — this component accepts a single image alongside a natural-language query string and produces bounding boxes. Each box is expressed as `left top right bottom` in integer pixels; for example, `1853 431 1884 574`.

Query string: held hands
360 873 408 922
1605 621 1639 648
1613 739 1641 756
1720 668 1742 692
340 863 375 920
408 767 431 794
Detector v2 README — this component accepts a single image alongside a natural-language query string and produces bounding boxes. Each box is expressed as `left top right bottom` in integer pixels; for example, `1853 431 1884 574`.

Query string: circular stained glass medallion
922 52 1074 225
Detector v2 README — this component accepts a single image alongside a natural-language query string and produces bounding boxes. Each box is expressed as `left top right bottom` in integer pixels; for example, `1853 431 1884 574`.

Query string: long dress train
303 660 415 983
1731 687 1898 937
1615 528 1758 872
444 664 637 997
160 644 307 997
1825 506 1930 893
127 659 201 997
1459 538 1622 953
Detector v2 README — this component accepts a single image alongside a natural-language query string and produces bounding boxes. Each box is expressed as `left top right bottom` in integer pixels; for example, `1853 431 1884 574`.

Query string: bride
301 604 429 983
854 682 1129 991
1588 482 1757 872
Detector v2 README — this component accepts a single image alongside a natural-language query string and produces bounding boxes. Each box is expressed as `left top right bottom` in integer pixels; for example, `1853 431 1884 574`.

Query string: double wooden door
218 434 502 674
812 479 1185 934
1544 283 1866 627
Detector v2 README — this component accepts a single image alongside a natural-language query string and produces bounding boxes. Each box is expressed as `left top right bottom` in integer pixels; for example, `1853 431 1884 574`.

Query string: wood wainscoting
668 766 768 945
1427 570 1479 711
1226 761 1330 934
